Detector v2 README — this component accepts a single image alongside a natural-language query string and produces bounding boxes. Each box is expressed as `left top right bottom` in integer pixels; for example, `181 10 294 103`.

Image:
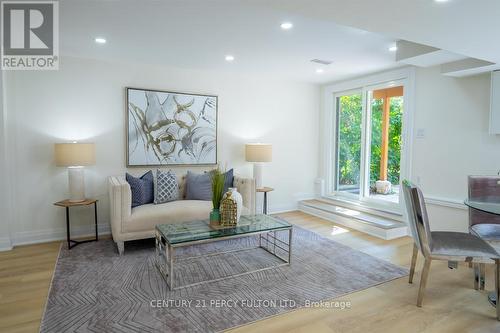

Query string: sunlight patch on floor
331 226 349 235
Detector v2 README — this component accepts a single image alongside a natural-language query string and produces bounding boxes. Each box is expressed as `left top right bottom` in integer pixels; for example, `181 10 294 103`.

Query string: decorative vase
210 208 220 225
375 180 392 194
220 191 238 226
223 187 243 222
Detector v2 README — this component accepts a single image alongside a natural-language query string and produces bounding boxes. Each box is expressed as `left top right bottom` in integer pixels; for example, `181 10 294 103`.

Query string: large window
326 71 413 211
367 86 403 203
335 91 362 197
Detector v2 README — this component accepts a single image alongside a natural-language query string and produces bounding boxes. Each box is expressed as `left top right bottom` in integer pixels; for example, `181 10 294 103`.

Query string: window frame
333 88 364 201
322 67 415 213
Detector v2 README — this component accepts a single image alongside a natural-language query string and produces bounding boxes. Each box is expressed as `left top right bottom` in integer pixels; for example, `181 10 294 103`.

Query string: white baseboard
6 197 310 248
269 208 296 214
425 196 468 210
268 203 297 214
0 237 13 251
268 195 315 215
13 223 111 246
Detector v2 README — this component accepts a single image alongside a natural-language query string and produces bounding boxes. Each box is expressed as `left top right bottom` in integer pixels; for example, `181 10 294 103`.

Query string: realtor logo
1 0 59 70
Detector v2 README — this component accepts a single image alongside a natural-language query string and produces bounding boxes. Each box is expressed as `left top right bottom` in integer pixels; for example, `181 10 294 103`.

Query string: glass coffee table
155 214 293 290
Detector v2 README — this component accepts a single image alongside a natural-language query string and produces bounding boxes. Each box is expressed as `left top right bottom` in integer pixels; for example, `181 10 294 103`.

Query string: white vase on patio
375 180 392 194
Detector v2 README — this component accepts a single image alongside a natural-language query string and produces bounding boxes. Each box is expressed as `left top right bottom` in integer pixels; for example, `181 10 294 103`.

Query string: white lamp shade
245 144 272 162
55 143 96 167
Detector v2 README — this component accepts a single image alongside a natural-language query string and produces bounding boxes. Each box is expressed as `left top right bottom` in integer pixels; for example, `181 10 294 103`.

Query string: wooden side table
54 199 98 249
256 187 274 214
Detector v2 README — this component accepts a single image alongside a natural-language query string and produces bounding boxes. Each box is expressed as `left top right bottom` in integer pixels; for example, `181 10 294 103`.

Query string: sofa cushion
185 169 234 201
124 200 213 233
126 171 154 208
124 200 251 234
154 169 179 204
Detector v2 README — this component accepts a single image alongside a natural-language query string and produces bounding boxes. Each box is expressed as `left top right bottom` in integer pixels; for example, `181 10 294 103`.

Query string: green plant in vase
209 167 226 225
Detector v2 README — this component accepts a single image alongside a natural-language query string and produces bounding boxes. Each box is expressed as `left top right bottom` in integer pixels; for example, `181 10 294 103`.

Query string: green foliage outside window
337 95 402 188
369 97 403 185
337 94 362 187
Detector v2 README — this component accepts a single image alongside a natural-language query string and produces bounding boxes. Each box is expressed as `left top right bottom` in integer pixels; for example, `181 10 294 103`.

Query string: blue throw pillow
224 168 234 194
126 171 154 208
185 169 234 201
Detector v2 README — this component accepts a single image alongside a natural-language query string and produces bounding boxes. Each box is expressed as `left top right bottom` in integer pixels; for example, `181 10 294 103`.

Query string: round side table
256 187 274 214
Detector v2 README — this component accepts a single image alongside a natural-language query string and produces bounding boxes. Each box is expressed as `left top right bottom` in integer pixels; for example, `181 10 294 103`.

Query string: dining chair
468 176 500 290
402 180 500 320
468 176 500 226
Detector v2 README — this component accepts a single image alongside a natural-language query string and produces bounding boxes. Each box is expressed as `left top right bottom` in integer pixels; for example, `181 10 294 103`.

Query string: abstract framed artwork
126 87 218 166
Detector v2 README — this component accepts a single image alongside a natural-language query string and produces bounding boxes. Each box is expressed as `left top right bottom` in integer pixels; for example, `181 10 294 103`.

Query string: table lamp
55 143 95 202
245 143 272 189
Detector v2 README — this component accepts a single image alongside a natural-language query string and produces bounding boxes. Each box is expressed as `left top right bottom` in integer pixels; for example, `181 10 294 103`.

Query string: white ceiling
60 0 400 84
257 0 500 69
60 0 499 84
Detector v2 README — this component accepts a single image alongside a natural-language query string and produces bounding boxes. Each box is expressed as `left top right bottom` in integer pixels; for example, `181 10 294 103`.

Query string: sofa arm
108 176 132 241
234 175 256 215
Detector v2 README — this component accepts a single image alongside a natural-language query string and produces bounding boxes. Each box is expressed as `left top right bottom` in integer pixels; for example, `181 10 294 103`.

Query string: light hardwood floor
1 211 500 333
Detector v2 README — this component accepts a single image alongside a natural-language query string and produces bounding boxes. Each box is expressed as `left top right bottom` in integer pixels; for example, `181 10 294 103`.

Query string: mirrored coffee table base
154 215 293 290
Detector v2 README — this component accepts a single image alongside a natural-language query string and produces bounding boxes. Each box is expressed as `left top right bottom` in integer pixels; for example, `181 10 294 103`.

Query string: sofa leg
117 241 124 255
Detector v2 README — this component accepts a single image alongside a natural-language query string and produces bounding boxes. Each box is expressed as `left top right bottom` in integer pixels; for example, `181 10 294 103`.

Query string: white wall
4 56 320 246
0 69 13 250
412 66 500 231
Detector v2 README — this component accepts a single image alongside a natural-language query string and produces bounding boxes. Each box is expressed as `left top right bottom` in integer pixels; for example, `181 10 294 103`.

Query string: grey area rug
40 223 408 333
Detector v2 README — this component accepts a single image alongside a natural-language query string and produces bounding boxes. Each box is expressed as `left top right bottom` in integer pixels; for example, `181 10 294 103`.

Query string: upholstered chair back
468 176 500 226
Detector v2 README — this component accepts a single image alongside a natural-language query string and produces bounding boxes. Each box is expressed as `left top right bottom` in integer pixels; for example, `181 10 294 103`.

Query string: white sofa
108 173 256 254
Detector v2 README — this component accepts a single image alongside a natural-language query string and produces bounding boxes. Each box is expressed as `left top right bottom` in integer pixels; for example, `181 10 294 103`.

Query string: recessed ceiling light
389 45 398 52
435 0 450 2
280 22 293 30
316 68 324 74
95 37 106 44
225 55 234 62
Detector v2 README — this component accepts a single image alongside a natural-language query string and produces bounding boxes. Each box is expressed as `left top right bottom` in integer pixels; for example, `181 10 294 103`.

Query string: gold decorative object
220 191 238 226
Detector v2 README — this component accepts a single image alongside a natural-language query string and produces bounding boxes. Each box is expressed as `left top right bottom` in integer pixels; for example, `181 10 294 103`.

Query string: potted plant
209 167 226 225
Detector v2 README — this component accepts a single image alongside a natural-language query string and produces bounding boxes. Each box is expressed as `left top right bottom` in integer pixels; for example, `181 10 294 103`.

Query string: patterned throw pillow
154 170 179 204
126 171 154 208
